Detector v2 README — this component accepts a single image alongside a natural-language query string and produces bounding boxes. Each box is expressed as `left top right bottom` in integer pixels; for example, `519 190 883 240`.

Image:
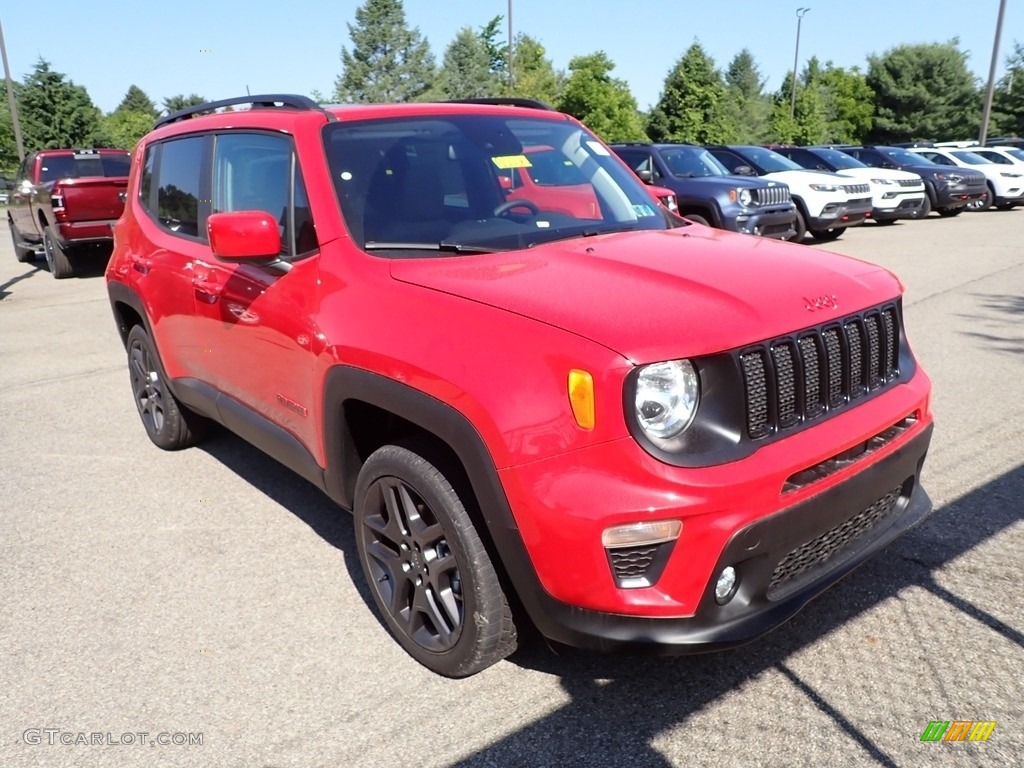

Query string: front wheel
936 207 963 218
965 185 993 212
9 220 35 263
995 202 1017 211
808 227 843 242
42 226 75 278
787 207 807 243
354 442 517 677
683 214 710 226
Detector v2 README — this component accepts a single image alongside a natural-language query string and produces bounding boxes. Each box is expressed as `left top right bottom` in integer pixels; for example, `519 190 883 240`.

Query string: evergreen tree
162 94 207 115
116 85 159 119
866 40 981 142
992 41 1024 137
647 43 735 144
505 34 564 104
767 63 829 145
18 59 108 151
818 64 874 144
556 52 645 143
723 49 770 143
438 27 499 99
333 0 436 103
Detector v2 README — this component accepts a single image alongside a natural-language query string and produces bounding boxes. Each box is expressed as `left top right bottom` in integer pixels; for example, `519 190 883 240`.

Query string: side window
213 132 316 259
139 145 155 210
710 150 743 173
977 151 1009 165
924 152 953 166
156 137 205 237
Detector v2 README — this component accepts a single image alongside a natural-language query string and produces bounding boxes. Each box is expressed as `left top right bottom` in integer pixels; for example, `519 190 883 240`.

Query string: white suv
773 146 926 224
708 145 872 242
908 146 1024 212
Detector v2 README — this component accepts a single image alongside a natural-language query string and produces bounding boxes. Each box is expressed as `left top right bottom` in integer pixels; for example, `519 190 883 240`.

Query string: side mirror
207 211 281 261
636 168 654 184
733 165 756 176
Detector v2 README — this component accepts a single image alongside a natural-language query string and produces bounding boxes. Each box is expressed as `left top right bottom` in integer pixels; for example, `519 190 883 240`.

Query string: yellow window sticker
491 155 532 169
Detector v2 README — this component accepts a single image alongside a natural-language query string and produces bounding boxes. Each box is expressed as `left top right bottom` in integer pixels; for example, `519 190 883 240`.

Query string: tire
354 442 517 677
788 207 807 243
916 193 932 218
683 214 710 226
874 219 897 226
9 219 35 263
936 207 963 218
125 325 209 450
42 225 75 279
809 227 843 242
996 202 1017 211
965 184 993 212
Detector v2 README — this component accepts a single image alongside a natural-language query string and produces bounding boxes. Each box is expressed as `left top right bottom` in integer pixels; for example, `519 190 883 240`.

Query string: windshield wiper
525 223 641 247
364 241 503 254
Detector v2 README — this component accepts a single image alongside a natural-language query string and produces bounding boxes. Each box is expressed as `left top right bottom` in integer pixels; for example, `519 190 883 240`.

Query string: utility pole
0 15 25 162
979 0 1008 145
507 0 514 93
790 7 811 119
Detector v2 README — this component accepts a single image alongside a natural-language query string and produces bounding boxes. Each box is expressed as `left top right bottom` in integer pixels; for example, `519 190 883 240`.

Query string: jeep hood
761 169 852 187
389 227 900 363
835 167 923 184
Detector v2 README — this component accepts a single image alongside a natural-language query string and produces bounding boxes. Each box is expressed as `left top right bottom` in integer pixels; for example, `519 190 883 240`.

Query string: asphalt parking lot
1 211 1022 768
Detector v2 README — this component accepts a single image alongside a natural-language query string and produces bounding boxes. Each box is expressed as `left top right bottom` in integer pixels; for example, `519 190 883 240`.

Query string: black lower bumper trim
519 423 933 653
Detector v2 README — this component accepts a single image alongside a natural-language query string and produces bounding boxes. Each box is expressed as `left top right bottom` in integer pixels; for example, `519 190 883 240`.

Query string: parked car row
611 140 1021 247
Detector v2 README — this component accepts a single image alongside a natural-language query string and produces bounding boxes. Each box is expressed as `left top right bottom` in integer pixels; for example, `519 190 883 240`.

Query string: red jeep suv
106 95 934 677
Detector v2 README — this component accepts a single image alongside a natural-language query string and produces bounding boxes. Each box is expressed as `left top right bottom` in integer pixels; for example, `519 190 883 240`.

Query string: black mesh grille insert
609 546 658 580
738 303 902 440
767 487 903 597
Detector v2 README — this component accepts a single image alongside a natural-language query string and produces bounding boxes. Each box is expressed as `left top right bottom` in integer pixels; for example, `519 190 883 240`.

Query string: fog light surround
714 565 738 604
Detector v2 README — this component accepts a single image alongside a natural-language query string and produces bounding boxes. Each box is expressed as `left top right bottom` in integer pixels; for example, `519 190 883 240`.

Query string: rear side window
156 137 205 237
139 147 155 208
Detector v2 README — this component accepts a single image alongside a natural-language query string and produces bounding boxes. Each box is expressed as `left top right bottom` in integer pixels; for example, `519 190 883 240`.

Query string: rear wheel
125 325 208 450
354 442 517 677
9 219 35 263
808 227 843 242
936 207 963 218
996 202 1017 211
42 226 75 279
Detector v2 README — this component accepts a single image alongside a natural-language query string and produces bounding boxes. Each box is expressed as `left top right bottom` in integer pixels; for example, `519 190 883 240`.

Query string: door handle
193 278 223 303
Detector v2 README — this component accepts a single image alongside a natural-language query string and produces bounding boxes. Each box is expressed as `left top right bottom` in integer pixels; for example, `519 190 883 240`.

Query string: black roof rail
155 94 334 129
444 97 555 111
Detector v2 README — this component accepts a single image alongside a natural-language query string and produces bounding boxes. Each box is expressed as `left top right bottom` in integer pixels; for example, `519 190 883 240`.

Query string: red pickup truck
8 148 130 278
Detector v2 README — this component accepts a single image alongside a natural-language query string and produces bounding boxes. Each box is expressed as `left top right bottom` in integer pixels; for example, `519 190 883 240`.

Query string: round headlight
634 360 700 439
737 188 753 207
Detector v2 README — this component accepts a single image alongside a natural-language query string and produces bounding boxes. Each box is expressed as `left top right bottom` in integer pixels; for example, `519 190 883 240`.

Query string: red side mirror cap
207 211 281 260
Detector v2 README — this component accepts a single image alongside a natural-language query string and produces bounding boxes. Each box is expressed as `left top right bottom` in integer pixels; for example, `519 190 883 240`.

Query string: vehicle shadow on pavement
0 262 45 300
960 293 1024 356
197 429 1021 768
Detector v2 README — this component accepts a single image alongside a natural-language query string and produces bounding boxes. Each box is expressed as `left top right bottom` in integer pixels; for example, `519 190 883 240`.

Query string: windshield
951 151 992 165
323 114 671 254
39 152 130 183
881 148 932 166
735 146 803 173
813 148 865 170
660 147 729 177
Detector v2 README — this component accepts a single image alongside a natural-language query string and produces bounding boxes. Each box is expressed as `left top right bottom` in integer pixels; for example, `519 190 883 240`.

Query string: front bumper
806 198 873 230
731 207 797 240
873 195 926 221
933 183 986 209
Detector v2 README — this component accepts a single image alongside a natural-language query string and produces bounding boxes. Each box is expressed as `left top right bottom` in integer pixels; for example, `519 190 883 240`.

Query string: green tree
18 58 108 151
556 52 645 142
505 34 564 104
162 94 207 115
333 0 436 103
767 63 829 145
438 26 499 99
993 41 1024 137
647 43 735 144
116 85 159 120
818 64 874 144
723 49 770 143
479 16 508 83
102 110 154 151
866 40 981 143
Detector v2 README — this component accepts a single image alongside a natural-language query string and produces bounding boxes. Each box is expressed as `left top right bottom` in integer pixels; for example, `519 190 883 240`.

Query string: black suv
611 143 797 240
836 146 987 218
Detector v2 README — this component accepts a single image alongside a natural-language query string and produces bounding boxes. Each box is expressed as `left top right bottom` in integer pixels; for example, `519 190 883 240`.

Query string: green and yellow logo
920 720 996 742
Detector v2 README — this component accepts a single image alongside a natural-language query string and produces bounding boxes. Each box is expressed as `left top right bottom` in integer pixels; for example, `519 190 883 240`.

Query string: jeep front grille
843 183 871 196
752 186 790 207
767 486 903 598
896 178 922 188
738 303 901 440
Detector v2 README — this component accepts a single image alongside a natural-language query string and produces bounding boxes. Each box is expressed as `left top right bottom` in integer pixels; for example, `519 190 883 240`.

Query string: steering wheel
493 199 540 217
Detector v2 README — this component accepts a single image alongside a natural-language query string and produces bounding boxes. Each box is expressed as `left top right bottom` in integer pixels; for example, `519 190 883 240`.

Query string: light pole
0 15 25 162
790 7 811 119
979 0 1008 144
507 0 514 93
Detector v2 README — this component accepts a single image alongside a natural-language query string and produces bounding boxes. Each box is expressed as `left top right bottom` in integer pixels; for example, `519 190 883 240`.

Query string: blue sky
1 1 1019 114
